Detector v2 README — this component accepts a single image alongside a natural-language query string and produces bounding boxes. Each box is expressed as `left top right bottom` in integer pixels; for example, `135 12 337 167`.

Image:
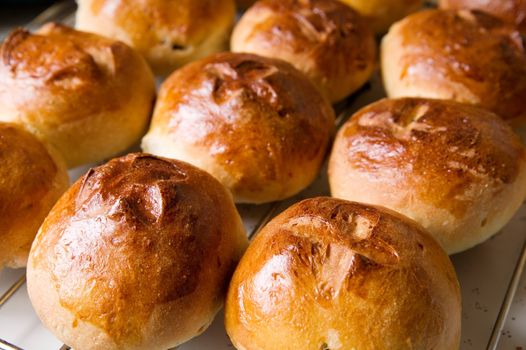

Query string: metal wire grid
0 0 525 349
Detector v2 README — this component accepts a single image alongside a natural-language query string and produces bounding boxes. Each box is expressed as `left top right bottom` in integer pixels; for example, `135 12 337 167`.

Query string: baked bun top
336 98 524 190
382 9 526 123
439 0 526 32
29 153 247 348
0 23 155 167
143 52 334 203
225 197 461 349
328 97 526 253
231 0 376 103
76 0 235 75
80 0 234 48
0 23 146 124
0 122 68 268
339 0 423 33
0 123 62 224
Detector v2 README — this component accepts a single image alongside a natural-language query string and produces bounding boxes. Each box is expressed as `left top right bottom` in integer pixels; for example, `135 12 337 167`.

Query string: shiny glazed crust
329 98 526 254
142 52 335 204
339 0 423 33
0 23 155 168
439 0 526 33
27 153 248 350
0 122 69 269
225 197 461 350
231 0 377 103
76 0 236 76
381 9 526 124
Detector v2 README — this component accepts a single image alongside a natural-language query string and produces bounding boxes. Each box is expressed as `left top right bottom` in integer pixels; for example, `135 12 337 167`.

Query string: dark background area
0 1 55 37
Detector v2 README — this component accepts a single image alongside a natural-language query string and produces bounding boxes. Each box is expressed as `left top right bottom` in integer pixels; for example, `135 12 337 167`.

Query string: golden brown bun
329 98 526 254
27 153 248 350
225 197 461 350
381 9 526 125
439 0 526 33
231 0 377 103
142 52 335 204
76 0 236 76
0 23 155 168
0 123 68 269
339 0 423 33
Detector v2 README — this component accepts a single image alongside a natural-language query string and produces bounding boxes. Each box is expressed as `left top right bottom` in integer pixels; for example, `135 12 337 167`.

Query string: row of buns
75 0 423 78
25 152 463 349
0 0 525 349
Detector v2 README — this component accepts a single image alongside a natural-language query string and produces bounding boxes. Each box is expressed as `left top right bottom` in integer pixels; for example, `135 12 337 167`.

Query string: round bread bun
0 122 69 269
231 0 377 103
225 197 461 350
27 153 248 350
0 23 155 169
329 98 526 254
338 0 423 33
141 52 335 204
439 0 526 33
381 9 526 125
76 0 236 76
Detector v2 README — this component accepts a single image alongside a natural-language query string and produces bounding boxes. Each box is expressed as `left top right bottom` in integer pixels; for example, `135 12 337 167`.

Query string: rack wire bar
0 275 25 308
0 339 24 350
248 203 281 239
486 238 526 350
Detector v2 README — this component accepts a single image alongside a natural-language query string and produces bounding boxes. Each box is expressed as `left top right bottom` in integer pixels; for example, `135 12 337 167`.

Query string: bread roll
76 0 236 76
231 0 376 103
0 23 155 168
225 197 461 350
142 52 335 204
329 98 526 254
27 153 247 350
439 0 526 33
0 123 68 269
381 9 526 125
339 0 423 33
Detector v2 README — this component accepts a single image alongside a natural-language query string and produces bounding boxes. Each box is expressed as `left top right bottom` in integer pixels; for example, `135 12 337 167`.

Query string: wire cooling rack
0 1 525 349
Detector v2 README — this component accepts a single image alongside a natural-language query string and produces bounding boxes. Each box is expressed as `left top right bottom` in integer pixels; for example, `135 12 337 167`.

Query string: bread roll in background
439 0 526 33
0 23 155 168
338 0 423 33
0 122 68 269
381 9 526 125
27 153 248 350
76 0 236 76
231 0 376 103
142 52 335 204
225 197 461 349
329 98 526 254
